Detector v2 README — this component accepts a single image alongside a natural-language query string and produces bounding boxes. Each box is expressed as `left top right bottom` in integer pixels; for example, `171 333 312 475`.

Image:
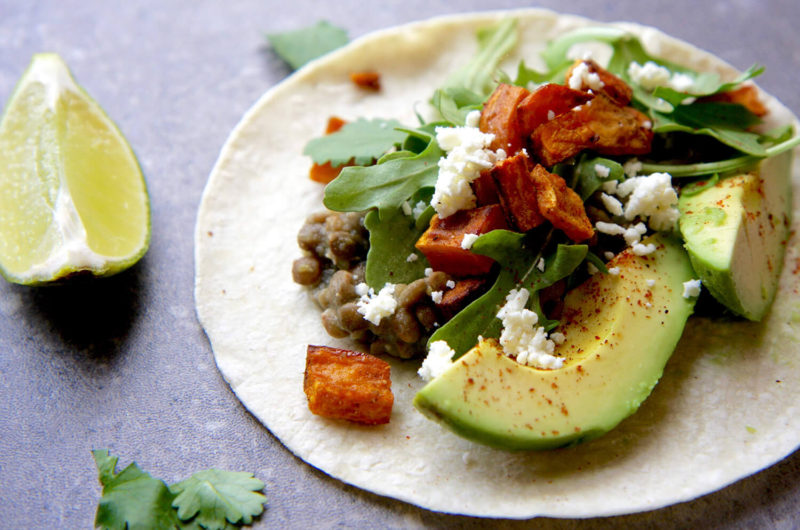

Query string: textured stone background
1 1 798 528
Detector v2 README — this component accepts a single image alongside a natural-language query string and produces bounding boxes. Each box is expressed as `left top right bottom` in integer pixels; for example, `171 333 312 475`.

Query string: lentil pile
292 211 451 359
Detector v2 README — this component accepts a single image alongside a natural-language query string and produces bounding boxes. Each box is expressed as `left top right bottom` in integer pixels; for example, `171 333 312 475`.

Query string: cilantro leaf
171 469 266 530
93 449 180 530
303 118 407 167
266 21 348 70
429 230 587 356
323 137 444 216
364 201 433 288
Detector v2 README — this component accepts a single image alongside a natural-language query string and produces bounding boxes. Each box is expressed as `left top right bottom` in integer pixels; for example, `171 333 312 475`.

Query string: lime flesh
0 53 149 284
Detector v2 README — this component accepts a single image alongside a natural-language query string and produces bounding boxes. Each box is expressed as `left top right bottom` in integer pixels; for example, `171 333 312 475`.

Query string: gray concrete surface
1 1 799 528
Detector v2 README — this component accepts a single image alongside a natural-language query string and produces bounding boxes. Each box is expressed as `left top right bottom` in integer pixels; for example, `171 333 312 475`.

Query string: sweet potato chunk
531 94 653 166
415 204 508 276
490 152 546 232
350 71 381 91
517 83 594 136
479 83 530 154
699 85 767 117
438 277 491 321
471 171 500 206
304 345 393 425
565 59 633 106
530 164 594 242
309 117 353 184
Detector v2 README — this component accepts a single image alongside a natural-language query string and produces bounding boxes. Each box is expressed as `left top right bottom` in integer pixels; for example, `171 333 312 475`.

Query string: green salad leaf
93 450 267 530
429 230 588 356
171 470 267 530
93 449 179 530
364 203 433 288
323 138 443 215
266 21 348 70
573 156 625 200
303 118 407 167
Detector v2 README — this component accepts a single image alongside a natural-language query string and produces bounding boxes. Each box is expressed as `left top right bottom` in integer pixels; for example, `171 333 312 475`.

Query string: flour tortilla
195 9 800 518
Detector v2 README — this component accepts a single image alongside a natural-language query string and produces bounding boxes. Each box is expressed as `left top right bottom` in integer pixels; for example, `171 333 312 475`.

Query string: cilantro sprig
93 450 266 530
267 20 348 70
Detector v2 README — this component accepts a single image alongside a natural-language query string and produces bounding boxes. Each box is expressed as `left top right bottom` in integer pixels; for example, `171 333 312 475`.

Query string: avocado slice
678 153 792 321
413 234 696 450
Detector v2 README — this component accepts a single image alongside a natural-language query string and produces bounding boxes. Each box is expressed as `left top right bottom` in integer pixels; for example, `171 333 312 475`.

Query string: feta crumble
632 243 657 256
465 109 481 128
627 61 697 93
616 172 680 231
406 253 419 263
418 340 456 381
536 257 546 272
401 200 413 216
424 267 433 277
432 125 506 218
497 289 563 369
604 251 615 260
594 164 611 178
461 233 479 250
446 280 456 289
547 109 556 121
412 200 428 219
355 283 398 325
567 61 604 91
600 192 624 217
646 279 656 287
607 267 620 275
682 279 702 298
431 290 443 304
623 158 643 177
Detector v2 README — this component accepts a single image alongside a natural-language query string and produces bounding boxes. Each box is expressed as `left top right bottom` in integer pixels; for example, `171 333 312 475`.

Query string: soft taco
195 9 800 518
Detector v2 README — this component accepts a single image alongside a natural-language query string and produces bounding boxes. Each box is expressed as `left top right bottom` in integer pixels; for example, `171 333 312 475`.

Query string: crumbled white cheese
446 280 455 289
617 172 680 231
607 267 620 275
401 200 413 216
497 289 563 369
424 267 433 277
604 251 615 260
431 290 443 304
549 332 566 345
412 200 428 219
432 125 506 218
547 109 556 121
465 109 481 128
567 61 604 91
536 257 546 272
460 233 479 250
601 179 618 194
632 243 657 256
418 340 456 381
682 279 702 298
600 192 624 216
594 164 611 178
623 158 643 178
406 253 419 263
596 221 649 249
627 61 697 93
356 283 398 325
646 279 656 287
645 302 653 308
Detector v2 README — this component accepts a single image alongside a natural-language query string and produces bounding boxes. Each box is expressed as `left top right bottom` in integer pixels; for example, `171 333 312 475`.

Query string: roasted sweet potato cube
415 204 508 276
304 345 393 425
479 83 530 154
530 164 594 242
438 277 491 321
309 117 353 184
531 94 653 166
565 59 633 106
490 152 546 232
699 85 767 117
471 170 500 206
517 83 594 136
350 71 381 91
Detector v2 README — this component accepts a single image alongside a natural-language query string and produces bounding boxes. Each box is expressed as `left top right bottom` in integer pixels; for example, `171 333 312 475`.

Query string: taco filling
290 19 798 448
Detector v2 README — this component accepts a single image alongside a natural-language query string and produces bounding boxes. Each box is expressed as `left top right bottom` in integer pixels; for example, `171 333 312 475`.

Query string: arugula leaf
171 470 266 530
364 202 433 288
431 18 518 124
513 59 569 88
266 21 348 70
429 230 587 356
573 156 625 200
303 118 407 167
651 110 766 156
323 138 444 216
93 449 180 530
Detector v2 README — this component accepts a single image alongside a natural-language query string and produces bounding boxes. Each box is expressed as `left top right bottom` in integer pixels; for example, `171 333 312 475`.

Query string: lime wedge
0 53 150 285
